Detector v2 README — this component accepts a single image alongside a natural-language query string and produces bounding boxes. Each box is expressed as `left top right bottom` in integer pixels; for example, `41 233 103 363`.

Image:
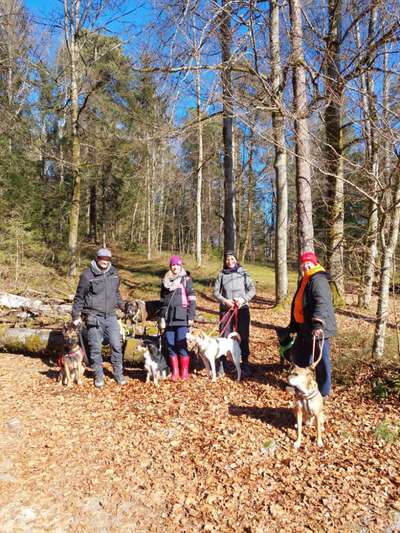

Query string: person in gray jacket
213 250 256 376
71 248 127 388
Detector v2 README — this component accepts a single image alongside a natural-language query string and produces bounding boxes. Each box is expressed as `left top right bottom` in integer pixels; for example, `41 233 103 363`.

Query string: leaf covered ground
0 253 400 532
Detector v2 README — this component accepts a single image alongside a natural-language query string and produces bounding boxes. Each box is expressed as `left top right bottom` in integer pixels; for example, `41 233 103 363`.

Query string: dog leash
77 325 90 366
219 302 238 337
311 331 324 368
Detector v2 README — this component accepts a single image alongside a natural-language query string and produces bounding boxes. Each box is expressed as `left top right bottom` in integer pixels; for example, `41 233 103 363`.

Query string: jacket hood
89 261 117 277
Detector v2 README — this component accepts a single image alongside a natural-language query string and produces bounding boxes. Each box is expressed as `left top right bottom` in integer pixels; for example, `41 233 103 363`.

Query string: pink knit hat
169 255 183 267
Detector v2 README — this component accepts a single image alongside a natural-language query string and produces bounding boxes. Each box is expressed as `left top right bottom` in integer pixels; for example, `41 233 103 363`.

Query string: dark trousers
219 306 250 362
165 326 189 358
87 315 123 379
292 332 332 397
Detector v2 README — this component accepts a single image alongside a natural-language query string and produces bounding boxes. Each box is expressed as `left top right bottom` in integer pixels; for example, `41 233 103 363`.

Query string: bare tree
64 0 82 275
195 49 204 266
289 0 314 255
325 0 345 299
270 0 288 304
219 0 236 252
372 155 400 359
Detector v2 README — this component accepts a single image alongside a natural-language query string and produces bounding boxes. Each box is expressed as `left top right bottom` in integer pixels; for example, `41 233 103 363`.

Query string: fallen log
0 327 64 356
0 326 147 364
0 292 71 317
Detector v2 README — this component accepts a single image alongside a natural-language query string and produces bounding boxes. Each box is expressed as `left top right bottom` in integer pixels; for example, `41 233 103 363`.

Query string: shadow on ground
229 404 294 431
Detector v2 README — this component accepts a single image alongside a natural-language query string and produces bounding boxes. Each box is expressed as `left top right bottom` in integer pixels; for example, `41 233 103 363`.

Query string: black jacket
160 275 196 327
289 271 337 338
71 264 124 320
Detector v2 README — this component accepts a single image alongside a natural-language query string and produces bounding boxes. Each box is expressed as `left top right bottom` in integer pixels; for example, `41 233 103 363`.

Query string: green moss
25 334 44 353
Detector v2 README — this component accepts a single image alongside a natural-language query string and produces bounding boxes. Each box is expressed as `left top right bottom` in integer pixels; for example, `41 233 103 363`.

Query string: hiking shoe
241 362 253 377
94 376 105 388
115 376 127 386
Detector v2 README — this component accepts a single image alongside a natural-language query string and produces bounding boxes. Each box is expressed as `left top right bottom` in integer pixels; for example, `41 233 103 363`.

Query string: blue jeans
292 333 332 397
87 315 123 379
165 326 188 358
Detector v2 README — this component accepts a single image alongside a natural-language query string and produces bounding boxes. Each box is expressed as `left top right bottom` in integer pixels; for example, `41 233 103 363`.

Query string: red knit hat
299 251 318 265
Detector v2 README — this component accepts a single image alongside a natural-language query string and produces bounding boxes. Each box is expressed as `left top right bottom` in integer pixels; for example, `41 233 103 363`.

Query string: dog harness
57 347 83 368
294 387 320 416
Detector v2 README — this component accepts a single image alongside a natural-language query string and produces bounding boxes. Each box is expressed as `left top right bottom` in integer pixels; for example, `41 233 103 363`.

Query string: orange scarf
293 265 325 324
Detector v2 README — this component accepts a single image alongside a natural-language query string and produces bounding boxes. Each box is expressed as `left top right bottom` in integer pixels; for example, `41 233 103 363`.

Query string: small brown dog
58 324 85 386
287 343 324 448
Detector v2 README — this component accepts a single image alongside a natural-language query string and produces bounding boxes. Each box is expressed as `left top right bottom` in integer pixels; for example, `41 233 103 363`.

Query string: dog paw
293 440 301 449
317 440 324 448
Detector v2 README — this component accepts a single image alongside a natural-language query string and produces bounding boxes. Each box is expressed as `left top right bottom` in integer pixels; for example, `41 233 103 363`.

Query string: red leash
219 302 238 337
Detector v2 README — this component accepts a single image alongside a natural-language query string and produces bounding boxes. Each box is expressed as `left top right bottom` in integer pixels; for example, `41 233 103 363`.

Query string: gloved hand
72 318 81 327
234 297 245 307
158 317 166 333
312 327 323 337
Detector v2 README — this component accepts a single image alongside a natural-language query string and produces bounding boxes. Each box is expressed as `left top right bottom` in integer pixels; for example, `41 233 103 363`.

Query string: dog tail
228 332 241 343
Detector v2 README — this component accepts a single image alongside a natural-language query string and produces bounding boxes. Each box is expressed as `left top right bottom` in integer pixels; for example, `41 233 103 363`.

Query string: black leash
77 325 90 366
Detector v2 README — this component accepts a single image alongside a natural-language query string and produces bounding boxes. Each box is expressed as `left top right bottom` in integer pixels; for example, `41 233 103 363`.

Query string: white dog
186 331 242 382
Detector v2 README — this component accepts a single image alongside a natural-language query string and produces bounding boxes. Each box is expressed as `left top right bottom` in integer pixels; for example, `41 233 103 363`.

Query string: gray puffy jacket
214 266 256 310
71 264 125 319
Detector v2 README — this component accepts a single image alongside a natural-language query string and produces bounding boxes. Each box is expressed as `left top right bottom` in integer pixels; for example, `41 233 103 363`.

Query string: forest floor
0 251 400 532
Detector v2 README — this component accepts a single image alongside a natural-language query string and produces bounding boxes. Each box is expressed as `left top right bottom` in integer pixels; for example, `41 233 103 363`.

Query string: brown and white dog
58 324 85 386
186 331 242 382
287 349 324 448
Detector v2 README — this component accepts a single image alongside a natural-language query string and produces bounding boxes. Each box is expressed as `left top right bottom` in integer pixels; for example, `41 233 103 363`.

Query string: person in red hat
285 250 337 397
160 255 196 381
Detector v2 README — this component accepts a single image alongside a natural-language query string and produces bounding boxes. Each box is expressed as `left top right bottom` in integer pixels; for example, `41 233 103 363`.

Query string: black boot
241 357 253 377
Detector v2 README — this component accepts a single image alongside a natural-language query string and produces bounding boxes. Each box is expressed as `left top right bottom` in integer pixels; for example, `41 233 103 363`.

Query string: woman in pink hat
160 256 196 381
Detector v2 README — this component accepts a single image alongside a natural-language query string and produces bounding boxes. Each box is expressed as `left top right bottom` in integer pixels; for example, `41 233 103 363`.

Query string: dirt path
0 292 399 532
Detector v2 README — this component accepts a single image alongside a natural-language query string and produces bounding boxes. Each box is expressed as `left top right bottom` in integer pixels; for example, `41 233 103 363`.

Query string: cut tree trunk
0 326 147 364
0 292 72 316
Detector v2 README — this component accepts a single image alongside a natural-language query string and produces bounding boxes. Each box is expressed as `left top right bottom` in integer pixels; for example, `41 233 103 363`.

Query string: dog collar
65 348 81 358
294 387 319 401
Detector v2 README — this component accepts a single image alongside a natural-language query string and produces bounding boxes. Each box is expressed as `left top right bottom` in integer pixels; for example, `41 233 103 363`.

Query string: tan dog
58 324 85 386
287 339 324 448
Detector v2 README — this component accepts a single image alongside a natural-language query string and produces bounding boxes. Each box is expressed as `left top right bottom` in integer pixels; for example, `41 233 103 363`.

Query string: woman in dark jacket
160 255 196 381
213 250 256 376
287 251 337 397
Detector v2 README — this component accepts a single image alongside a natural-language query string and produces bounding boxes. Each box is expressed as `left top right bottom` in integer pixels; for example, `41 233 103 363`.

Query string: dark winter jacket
160 271 196 327
289 271 337 338
71 263 125 320
213 266 256 311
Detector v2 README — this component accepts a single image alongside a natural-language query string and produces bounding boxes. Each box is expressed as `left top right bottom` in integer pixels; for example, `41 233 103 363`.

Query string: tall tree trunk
372 158 400 359
146 152 152 260
89 184 97 242
270 0 288 305
235 131 242 258
355 12 379 308
289 0 314 255
325 0 345 300
66 0 81 276
219 0 236 252
195 52 203 266
241 128 256 263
